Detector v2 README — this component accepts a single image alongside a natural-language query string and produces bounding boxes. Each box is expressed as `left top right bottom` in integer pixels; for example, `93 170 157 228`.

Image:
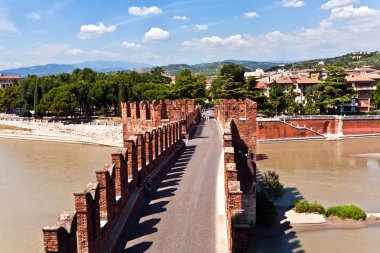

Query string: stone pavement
114 117 223 253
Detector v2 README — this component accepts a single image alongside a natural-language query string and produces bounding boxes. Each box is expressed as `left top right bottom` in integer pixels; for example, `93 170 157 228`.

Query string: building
0 75 22 89
353 66 376 74
256 81 269 96
274 75 321 105
244 68 264 78
344 73 380 112
256 72 283 83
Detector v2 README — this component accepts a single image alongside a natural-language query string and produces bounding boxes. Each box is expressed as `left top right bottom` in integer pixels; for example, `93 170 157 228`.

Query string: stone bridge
42 99 257 253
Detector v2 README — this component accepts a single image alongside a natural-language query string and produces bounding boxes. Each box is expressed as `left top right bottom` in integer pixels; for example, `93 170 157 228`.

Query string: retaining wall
257 116 380 141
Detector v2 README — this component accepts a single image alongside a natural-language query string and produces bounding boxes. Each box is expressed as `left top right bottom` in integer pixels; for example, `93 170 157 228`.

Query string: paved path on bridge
115 116 223 253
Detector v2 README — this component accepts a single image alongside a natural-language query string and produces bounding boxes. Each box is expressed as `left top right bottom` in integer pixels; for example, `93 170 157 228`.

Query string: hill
0 61 151 77
285 51 380 70
161 60 280 76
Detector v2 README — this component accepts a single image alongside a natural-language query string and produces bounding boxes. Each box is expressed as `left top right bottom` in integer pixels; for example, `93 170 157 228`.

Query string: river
252 137 380 253
0 138 115 253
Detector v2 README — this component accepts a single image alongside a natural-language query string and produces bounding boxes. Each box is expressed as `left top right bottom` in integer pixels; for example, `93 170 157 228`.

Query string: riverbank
252 206 380 237
0 117 123 147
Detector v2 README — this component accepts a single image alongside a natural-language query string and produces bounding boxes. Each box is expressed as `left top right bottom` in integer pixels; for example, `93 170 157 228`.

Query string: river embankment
257 115 380 143
0 114 123 147
253 138 380 252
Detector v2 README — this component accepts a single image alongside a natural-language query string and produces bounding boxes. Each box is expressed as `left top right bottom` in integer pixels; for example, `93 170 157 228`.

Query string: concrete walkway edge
216 118 229 253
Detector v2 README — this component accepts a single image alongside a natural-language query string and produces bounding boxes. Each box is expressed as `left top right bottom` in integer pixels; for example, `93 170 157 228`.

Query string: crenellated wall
215 99 257 253
121 100 199 143
42 100 201 253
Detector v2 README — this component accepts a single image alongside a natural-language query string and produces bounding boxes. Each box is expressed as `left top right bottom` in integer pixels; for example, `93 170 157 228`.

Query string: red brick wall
256 117 380 140
285 119 338 134
42 100 201 253
256 121 324 140
216 99 256 253
343 119 380 135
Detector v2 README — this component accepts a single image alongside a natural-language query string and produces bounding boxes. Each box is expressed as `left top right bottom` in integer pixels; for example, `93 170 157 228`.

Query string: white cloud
77 22 116 39
243 12 259 18
0 19 18 33
90 50 117 58
182 35 253 50
66 48 83 56
320 19 333 28
128 6 162 16
282 0 305 7
181 23 345 58
26 12 41 21
122 41 142 48
144 27 170 41
173 15 188 20
321 0 358 9
329 5 379 20
65 48 118 58
193 24 208 31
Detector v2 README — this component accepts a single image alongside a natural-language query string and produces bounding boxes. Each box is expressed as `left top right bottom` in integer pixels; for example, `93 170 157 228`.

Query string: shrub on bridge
294 200 325 214
325 205 366 220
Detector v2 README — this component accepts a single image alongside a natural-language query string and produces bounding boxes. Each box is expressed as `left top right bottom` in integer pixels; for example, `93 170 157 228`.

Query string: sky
0 0 380 68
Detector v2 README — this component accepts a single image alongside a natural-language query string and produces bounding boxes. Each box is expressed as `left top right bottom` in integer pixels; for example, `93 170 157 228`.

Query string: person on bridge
143 176 152 196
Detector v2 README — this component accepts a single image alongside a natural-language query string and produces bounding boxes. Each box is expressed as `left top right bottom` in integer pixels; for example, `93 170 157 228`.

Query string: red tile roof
0 76 22 80
354 67 376 72
346 74 380 82
275 75 321 84
256 81 268 89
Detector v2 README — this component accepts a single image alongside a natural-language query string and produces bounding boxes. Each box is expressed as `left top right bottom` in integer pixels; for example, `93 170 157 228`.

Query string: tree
172 69 206 99
220 63 245 83
315 66 356 114
50 89 78 119
370 81 380 109
37 85 78 118
284 86 300 114
303 87 318 114
269 82 285 115
0 86 23 113
261 170 284 203
33 80 44 116
150 67 171 84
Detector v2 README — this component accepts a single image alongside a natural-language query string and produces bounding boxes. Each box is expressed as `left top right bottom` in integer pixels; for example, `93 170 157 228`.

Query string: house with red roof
0 75 23 89
274 75 321 105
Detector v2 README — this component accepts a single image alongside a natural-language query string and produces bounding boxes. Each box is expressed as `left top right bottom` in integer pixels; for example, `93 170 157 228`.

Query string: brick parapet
43 99 201 253
216 99 257 253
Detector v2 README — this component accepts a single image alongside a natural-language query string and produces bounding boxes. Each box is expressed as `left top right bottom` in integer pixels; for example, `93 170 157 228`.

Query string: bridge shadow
251 170 305 253
190 119 207 139
115 145 196 253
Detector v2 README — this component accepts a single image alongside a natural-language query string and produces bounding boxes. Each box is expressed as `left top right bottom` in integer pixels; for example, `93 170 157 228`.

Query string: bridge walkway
115 117 223 253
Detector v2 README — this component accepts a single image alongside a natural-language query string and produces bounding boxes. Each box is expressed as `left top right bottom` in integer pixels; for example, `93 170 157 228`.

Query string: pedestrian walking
143 176 152 196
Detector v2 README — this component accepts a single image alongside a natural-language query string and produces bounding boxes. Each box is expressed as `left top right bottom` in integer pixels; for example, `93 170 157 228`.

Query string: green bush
309 201 325 214
294 200 325 214
294 200 310 213
326 205 366 220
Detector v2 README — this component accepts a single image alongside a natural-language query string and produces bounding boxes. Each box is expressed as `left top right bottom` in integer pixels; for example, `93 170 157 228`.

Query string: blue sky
0 0 380 68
